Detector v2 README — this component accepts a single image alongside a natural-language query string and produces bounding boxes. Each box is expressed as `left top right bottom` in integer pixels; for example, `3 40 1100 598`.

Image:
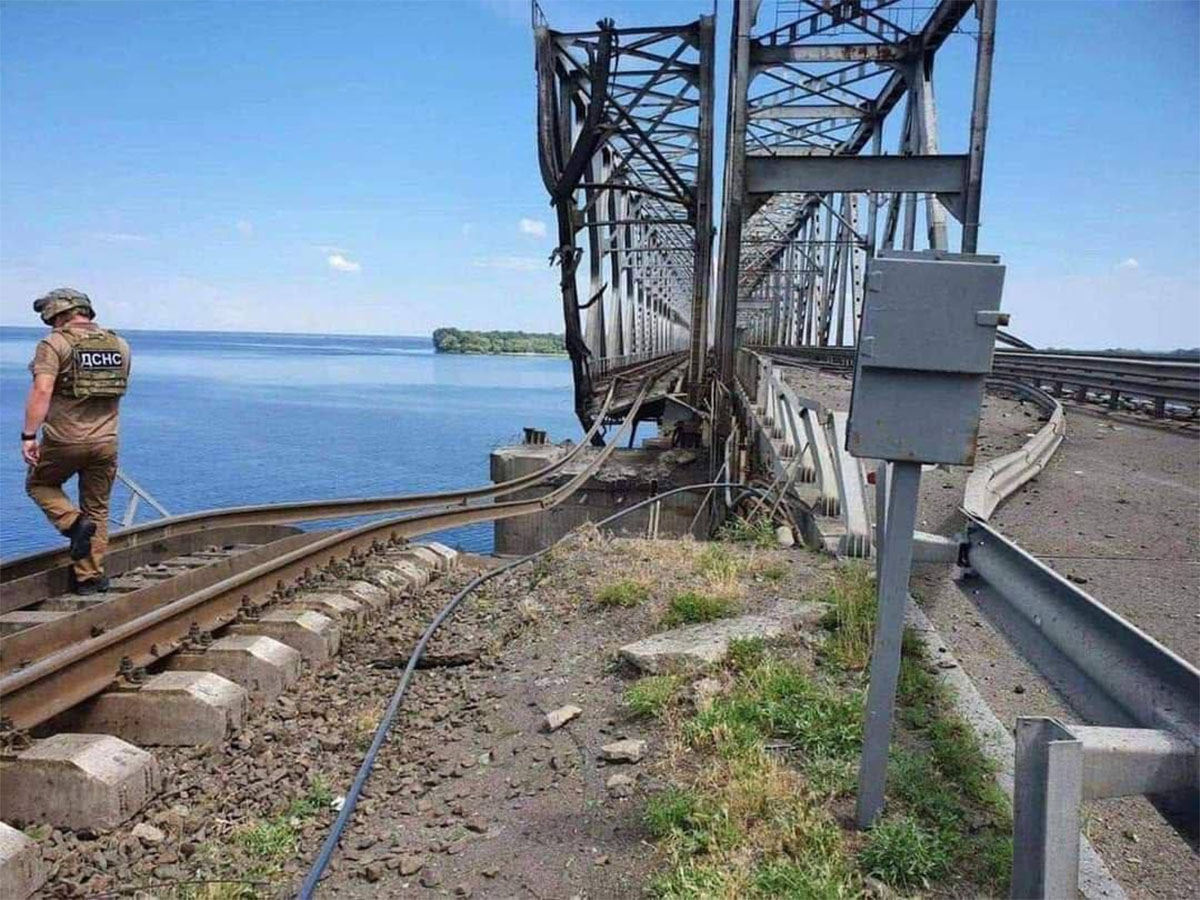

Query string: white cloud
472 255 544 272
1116 257 1140 270
235 220 253 237
327 253 361 273
316 244 348 255
518 217 547 238
93 232 151 243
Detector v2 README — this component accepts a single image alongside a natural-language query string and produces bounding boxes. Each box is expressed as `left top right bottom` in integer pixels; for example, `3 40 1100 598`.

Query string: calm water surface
0 328 578 558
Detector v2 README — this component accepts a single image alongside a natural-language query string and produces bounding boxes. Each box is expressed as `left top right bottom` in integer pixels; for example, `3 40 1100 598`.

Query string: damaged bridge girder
533 4 715 430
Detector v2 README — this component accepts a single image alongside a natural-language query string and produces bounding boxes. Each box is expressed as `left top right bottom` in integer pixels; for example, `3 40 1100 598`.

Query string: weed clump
758 561 790 583
626 675 682 719
816 563 877 670
694 543 742 582
717 515 778 548
663 591 739 627
859 816 949 890
726 636 765 671
596 579 651 608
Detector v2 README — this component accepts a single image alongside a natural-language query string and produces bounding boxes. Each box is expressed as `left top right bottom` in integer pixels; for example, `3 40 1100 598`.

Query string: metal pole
856 459 922 828
688 14 716 401
963 0 997 254
715 0 752 390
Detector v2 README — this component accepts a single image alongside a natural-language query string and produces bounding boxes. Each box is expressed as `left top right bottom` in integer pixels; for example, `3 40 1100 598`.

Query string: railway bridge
1 2 1197 899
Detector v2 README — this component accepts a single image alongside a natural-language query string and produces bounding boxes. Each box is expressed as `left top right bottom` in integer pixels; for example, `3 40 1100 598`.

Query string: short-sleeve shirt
29 324 132 444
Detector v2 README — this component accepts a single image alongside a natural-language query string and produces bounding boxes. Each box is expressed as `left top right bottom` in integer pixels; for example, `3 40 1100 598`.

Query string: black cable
296 481 769 898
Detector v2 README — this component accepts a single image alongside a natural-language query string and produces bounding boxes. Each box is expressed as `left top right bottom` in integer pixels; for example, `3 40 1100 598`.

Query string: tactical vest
54 328 128 399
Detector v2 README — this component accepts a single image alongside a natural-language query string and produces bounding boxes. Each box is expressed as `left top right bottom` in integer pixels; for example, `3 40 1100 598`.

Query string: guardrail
961 517 1199 898
734 349 871 556
963 377 1066 520
756 344 1200 417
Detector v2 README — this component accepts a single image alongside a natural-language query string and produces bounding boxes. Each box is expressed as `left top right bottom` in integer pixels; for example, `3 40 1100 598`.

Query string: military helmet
33 288 95 325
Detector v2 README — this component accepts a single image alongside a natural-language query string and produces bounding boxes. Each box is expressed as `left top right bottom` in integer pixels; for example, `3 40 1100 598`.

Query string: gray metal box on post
848 249 1008 830
847 249 1007 466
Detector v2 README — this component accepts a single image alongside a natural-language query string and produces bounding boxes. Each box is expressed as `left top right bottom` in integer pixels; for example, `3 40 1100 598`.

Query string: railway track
758 344 1200 418
0 365 672 734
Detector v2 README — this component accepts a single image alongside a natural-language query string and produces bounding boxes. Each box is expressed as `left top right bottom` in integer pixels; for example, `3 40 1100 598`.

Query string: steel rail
0 524 308 615
0 363 667 586
0 379 653 731
759 345 1200 411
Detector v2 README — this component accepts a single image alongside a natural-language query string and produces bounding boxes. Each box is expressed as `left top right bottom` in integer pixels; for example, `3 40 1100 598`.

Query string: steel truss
533 4 715 428
716 0 997 378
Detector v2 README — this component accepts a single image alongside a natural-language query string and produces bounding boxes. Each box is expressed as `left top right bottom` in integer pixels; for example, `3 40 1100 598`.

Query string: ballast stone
166 634 301 704
62 670 248 746
0 733 161 831
544 705 582 732
0 821 46 900
228 609 340 663
601 739 647 763
619 600 827 674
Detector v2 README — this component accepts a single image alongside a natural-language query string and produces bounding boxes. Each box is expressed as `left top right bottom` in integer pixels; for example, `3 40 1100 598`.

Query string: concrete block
376 554 429 587
288 592 368 629
0 610 71 636
387 560 428 589
417 542 459 570
619 601 828 674
166 634 300 704
0 734 161 831
342 579 394 610
65 671 248 746
360 566 412 600
228 609 340 664
0 822 46 900
398 546 442 572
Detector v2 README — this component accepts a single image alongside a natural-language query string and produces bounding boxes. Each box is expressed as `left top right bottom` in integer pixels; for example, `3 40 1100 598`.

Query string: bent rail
0 366 660 584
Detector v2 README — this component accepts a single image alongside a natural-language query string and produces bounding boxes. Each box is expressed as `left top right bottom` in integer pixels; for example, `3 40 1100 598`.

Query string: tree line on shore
432 328 566 355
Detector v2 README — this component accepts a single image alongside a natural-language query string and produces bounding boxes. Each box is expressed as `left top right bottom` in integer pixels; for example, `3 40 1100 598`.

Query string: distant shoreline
432 327 566 357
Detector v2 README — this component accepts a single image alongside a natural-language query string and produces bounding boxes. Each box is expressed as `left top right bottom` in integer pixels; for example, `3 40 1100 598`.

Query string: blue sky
1 0 1197 349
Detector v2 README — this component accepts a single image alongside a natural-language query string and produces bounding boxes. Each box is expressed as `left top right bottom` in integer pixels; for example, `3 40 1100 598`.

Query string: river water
0 328 579 559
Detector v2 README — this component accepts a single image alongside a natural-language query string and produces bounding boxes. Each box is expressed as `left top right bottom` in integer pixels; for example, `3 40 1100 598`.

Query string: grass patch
663 591 739 628
717 515 778 548
726 636 766 672
815 563 877 671
694 544 742 582
166 779 334 899
758 561 790 583
626 675 682 719
860 815 949 890
596 578 651 608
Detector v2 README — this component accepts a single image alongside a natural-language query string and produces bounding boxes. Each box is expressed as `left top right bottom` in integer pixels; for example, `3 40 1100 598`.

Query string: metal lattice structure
715 0 997 379
533 3 715 428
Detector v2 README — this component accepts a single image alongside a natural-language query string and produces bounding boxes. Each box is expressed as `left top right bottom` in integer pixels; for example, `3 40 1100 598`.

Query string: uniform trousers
25 438 118 581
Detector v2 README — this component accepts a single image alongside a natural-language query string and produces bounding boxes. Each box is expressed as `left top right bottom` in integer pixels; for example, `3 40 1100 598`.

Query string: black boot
64 516 96 560
74 574 111 596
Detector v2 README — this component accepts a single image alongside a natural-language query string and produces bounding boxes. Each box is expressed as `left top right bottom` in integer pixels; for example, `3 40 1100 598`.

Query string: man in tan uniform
22 288 131 594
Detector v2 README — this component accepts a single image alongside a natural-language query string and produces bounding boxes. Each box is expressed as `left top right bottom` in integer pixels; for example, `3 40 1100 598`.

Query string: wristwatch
20 432 37 441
